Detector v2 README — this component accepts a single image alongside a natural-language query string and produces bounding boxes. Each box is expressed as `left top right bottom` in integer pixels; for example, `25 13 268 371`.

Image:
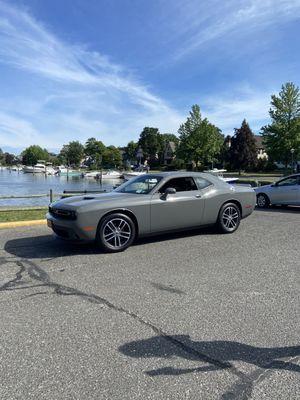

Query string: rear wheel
96 213 136 252
256 193 270 208
217 203 241 234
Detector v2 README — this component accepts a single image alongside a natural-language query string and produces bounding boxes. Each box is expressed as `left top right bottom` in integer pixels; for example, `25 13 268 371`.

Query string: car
255 174 300 208
47 172 256 252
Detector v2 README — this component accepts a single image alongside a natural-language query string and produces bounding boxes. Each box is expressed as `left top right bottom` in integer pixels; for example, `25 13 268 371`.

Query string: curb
0 219 46 229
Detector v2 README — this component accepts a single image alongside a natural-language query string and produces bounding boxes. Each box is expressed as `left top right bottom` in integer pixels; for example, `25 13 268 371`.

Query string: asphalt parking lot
0 208 299 400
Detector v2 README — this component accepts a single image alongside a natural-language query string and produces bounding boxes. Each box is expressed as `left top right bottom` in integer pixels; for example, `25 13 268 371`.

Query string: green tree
138 127 163 162
161 133 179 147
0 148 4 165
84 137 106 168
262 82 300 166
102 146 122 168
4 152 17 165
177 105 223 169
22 145 49 166
59 141 84 167
124 141 138 161
229 120 257 174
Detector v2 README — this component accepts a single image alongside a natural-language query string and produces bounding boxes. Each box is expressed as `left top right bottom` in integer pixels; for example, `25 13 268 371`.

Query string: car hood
50 191 144 210
254 184 272 192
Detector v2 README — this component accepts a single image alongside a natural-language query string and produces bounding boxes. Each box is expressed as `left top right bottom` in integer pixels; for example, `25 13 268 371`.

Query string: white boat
56 166 82 176
101 170 122 179
23 162 47 173
10 166 23 171
84 171 101 178
204 169 239 183
123 171 146 180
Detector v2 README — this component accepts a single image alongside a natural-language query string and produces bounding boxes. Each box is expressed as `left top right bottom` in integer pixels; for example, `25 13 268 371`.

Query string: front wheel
96 213 136 252
256 193 270 208
217 203 241 234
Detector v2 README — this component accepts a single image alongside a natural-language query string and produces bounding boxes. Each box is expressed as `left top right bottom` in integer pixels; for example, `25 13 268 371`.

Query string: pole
291 148 295 173
50 189 53 203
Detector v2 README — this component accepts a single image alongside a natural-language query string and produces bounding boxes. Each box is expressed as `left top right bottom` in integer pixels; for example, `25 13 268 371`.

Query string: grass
0 208 47 223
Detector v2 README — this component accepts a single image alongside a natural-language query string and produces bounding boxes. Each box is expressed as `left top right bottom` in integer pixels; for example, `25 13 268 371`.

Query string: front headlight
48 206 77 220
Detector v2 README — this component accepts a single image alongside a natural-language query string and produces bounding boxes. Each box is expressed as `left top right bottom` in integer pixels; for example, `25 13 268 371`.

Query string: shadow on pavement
4 235 98 259
4 227 219 259
119 335 300 376
255 205 300 214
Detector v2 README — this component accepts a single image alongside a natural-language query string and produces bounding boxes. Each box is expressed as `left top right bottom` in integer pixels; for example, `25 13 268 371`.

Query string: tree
0 148 4 165
22 145 49 166
102 146 122 168
161 133 179 147
84 137 106 168
138 127 163 162
262 82 300 167
229 120 257 174
59 141 84 167
124 141 138 162
4 152 17 165
177 105 223 169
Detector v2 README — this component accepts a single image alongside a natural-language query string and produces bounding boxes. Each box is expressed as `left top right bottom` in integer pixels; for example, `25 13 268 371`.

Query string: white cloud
201 87 271 134
0 112 53 149
0 1 184 151
171 0 300 60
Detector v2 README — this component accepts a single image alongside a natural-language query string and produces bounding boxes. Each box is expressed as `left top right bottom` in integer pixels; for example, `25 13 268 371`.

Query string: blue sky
0 0 300 154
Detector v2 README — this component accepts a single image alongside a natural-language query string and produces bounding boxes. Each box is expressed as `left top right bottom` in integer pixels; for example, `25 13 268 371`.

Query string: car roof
146 171 227 186
148 171 215 178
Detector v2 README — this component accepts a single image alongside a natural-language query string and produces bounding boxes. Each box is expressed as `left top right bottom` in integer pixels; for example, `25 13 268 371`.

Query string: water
0 169 122 207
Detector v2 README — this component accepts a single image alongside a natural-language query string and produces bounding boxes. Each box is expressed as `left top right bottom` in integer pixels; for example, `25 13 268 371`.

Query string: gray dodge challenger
47 172 255 252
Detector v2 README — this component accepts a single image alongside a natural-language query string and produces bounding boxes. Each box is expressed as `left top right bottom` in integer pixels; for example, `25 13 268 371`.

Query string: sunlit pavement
0 208 299 400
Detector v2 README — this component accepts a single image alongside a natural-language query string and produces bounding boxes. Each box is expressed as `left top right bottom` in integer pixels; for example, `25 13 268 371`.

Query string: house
254 135 268 160
224 135 268 160
163 141 176 164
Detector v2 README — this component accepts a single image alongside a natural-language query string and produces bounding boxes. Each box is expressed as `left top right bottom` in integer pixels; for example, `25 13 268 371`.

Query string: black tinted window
159 177 198 192
277 177 299 186
195 177 212 189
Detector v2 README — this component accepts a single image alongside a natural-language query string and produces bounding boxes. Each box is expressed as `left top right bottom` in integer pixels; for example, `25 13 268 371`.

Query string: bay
0 169 121 207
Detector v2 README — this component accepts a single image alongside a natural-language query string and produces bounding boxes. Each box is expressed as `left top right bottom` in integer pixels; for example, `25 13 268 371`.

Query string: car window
277 177 299 187
115 175 162 194
195 177 212 190
159 177 198 193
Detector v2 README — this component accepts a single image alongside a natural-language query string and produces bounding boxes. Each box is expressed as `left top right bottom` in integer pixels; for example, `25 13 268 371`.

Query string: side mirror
163 187 176 197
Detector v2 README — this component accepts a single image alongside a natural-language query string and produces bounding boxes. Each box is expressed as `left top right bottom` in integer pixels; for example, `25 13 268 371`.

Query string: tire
217 203 241 234
96 213 136 252
256 193 270 208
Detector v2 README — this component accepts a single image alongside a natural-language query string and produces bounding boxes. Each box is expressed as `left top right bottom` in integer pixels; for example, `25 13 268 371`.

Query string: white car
255 174 300 207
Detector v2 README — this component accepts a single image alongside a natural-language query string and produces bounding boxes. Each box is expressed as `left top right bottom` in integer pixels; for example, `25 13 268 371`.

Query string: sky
0 0 300 154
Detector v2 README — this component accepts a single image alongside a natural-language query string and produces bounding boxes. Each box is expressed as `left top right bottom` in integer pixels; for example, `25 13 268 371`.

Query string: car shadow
119 334 300 376
4 235 99 259
4 227 219 259
255 205 300 214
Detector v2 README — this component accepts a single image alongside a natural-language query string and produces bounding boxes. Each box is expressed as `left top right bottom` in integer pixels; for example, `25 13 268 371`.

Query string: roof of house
165 141 176 152
254 135 266 149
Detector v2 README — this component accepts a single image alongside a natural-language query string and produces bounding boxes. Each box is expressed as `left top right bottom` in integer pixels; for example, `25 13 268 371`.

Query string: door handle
195 194 201 198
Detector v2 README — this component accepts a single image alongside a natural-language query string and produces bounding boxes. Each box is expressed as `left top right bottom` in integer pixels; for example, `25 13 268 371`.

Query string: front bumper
46 213 95 241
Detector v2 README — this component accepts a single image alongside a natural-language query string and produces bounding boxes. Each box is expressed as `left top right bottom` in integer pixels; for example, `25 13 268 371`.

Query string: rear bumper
46 213 95 241
242 194 256 219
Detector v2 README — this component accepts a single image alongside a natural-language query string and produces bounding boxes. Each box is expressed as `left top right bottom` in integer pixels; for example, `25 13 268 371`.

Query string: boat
204 168 239 183
101 170 122 179
23 161 47 173
56 166 82 177
123 171 146 180
45 163 56 175
84 171 101 178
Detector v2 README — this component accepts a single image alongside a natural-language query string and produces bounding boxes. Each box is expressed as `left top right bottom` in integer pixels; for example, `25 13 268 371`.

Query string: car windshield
114 175 162 194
